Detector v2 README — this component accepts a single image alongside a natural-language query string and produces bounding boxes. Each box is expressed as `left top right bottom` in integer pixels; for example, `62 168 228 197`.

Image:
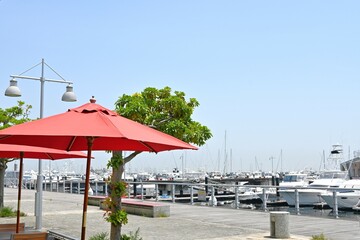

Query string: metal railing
48 230 78 240
124 180 360 219
14 179 360 219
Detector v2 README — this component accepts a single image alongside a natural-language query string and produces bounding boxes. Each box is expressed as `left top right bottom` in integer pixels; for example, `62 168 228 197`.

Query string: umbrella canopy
0 98 197 152
0 144 87 233
0 98 197 240
0 144 87 160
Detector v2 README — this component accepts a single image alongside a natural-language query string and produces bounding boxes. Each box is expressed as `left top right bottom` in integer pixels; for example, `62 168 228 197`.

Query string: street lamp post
4 58 77 230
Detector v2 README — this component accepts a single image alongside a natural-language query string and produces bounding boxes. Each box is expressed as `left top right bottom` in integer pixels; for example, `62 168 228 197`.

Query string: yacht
320 179 360 210
279 144 347 206
279 170 347 206
279 172 313 188
236 182 262 202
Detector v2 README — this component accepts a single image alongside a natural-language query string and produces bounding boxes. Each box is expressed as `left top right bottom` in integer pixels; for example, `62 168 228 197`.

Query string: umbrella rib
140 141 158 153
67 136 77 151
45 153 55 160
0 135 11 140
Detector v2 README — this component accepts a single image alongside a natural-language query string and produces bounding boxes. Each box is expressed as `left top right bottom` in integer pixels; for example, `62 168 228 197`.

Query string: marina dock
1 188 360 240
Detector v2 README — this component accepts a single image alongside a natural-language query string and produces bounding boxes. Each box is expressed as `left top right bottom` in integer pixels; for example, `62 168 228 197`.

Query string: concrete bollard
270 211 290 238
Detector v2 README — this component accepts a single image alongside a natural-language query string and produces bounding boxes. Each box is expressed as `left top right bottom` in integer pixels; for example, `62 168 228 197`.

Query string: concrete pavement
1 188 359 239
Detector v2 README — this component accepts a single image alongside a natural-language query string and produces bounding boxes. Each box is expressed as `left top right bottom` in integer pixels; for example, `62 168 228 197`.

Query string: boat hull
321 191 360 210
279 189 325 206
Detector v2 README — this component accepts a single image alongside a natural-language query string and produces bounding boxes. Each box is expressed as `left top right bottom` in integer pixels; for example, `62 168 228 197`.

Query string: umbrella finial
90 96 96 103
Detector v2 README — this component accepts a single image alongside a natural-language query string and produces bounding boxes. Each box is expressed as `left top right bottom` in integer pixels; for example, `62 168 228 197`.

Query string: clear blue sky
1 1 360 174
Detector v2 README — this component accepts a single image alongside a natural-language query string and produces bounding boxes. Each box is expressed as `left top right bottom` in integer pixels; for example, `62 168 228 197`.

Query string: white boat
257 187 278 203
320 179 360 210
135 184 157 198
22 170 37 183
238 172 312 204
183 170 207 182
279 172 313 188
279 144 348 206
134 172 156 181
277 172 312 198
237 184 262 202
352 198 360 211
279 170 347 206
208 171 223 180
235 180 277 203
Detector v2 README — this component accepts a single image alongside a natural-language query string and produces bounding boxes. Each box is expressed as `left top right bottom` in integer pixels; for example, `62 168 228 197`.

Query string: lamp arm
10 75 73 85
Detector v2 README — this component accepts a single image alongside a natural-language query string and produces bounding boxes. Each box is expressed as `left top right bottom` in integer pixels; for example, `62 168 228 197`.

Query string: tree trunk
109 151 140 240
110 151 124 240
0 159 7 208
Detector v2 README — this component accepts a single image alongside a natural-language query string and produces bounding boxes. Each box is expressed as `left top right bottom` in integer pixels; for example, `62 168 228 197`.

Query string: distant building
4 170 19 187
340 152 360 179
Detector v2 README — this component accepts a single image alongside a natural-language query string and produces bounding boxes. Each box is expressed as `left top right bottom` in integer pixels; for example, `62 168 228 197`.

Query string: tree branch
123 151 141 164
149 117 173 129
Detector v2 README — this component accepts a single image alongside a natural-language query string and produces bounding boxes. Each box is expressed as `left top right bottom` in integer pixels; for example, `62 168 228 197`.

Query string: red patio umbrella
0 98 197 240
0 144 87 233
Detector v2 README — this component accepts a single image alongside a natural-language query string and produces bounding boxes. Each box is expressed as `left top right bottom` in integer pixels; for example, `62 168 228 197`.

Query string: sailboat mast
230 149 233 174
217 150 221 172
280 149 283 173
223 130 227 175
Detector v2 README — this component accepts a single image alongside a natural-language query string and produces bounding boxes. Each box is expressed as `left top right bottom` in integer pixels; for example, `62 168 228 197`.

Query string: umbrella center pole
81 137 94 240
35 158 43 231
16 153 24 233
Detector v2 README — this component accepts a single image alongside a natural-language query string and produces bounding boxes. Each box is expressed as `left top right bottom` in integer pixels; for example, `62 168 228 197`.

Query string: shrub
311 233 328 240
89 232 109 240
0 207 26 217
121 228 142 240
89 228 142 240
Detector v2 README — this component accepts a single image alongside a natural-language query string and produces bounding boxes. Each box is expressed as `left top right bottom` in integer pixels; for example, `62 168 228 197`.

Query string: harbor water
266 205 359 220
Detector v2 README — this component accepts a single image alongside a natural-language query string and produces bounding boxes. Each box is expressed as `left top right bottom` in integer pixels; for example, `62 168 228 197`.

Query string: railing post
333 190 339 219
235 186 239 209
105 182 108 196
56 180 59 192
205 177 208 195
211 186 215 207
140 181 144 201
133 179 137 198
63 180 66 193
190 186 194 205
50 179 52 192
70 181 73 194
155 184 159 202
295 189 300 215
172 184 175 203
77 181 80 194
95 182 98 195
127 182 131 198
262 188 267 211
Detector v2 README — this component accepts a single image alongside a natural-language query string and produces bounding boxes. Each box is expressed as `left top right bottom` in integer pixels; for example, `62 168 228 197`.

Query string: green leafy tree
0 101 32 208
106 87 212 239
